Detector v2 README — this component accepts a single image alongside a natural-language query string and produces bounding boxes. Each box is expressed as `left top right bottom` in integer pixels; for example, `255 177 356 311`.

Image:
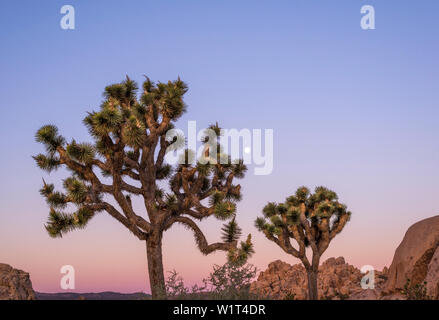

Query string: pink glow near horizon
2 198 435 293
2 155 438 293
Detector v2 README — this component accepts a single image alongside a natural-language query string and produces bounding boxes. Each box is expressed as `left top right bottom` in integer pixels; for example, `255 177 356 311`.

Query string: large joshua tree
33 76 253 299
255 186 351 300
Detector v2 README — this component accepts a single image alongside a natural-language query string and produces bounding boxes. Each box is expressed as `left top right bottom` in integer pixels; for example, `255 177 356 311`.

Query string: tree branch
167 216 236 254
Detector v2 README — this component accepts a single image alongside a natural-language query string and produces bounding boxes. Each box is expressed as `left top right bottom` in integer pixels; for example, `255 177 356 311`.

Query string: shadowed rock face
385 215 439 297
0 264 35 300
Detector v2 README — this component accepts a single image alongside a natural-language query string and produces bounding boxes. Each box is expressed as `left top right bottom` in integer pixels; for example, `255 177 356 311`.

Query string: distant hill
35 291 151 300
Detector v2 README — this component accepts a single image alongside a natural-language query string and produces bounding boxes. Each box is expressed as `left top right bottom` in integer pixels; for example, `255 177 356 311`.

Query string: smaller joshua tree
255 186 351 300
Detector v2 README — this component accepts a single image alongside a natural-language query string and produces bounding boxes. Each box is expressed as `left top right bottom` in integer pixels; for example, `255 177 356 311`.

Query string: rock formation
384 215 439 298
250 257 387 300
0 263 35 300
251 215 439 300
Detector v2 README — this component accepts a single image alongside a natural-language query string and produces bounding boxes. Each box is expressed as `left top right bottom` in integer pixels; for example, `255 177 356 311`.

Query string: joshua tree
255 186 351 300
33 76 253 299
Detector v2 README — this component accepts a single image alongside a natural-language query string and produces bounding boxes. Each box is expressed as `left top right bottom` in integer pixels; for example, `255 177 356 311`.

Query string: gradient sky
0 0 438 293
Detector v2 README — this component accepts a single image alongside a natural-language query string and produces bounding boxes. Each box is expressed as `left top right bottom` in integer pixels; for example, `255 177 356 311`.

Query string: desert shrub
283 291 296 300
334 291 350 300
204 263 258 300
165 270 206 299
378 274 388 281
165 262 260 300
165 270 190 298
401 279 431 300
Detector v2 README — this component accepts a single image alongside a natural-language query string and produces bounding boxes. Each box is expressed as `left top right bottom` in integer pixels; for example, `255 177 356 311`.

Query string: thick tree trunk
306 270 318 300
146 233 166 300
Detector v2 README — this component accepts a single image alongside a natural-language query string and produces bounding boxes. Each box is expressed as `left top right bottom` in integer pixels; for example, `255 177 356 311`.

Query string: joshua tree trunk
306 269 318 300
146 232 166 300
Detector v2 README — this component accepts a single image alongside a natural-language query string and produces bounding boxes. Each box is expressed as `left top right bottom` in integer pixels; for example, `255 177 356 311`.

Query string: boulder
349 289 379 300
249 260 307 299
0 263 35 300
425 247 439 299
385 215 439 294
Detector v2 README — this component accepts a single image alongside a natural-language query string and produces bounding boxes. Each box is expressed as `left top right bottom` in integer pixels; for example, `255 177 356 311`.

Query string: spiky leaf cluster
37 176 101 237
45 206 96 238
221 218 242 243
255 186 351 269
228 235 255 266
66 140 96 165
256 186 351 238
35 125 66 154
33 154 61 172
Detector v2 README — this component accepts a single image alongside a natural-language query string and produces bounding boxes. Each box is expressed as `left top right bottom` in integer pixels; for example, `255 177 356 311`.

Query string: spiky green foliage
37 176 100 237
74 207 95 227
34 75 252 299
165 194 179 215
121 115 146 147
232 159 247 178
156 164 172 180
45 206 97 238
63 177 88 203
66 140 96 164
33 154 61 172
45 208 75 237
228 235 255 266
209 190 225 206
214 201 236 220
256 186 351 240
221 218 242 243
262 202 278 217
35 125 66 154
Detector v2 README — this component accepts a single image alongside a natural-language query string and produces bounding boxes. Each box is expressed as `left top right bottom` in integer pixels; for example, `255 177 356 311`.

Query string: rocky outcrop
0 264 35 300
425 248 439 299
250 257 387 300
385 216 439 296
250 260 307 299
